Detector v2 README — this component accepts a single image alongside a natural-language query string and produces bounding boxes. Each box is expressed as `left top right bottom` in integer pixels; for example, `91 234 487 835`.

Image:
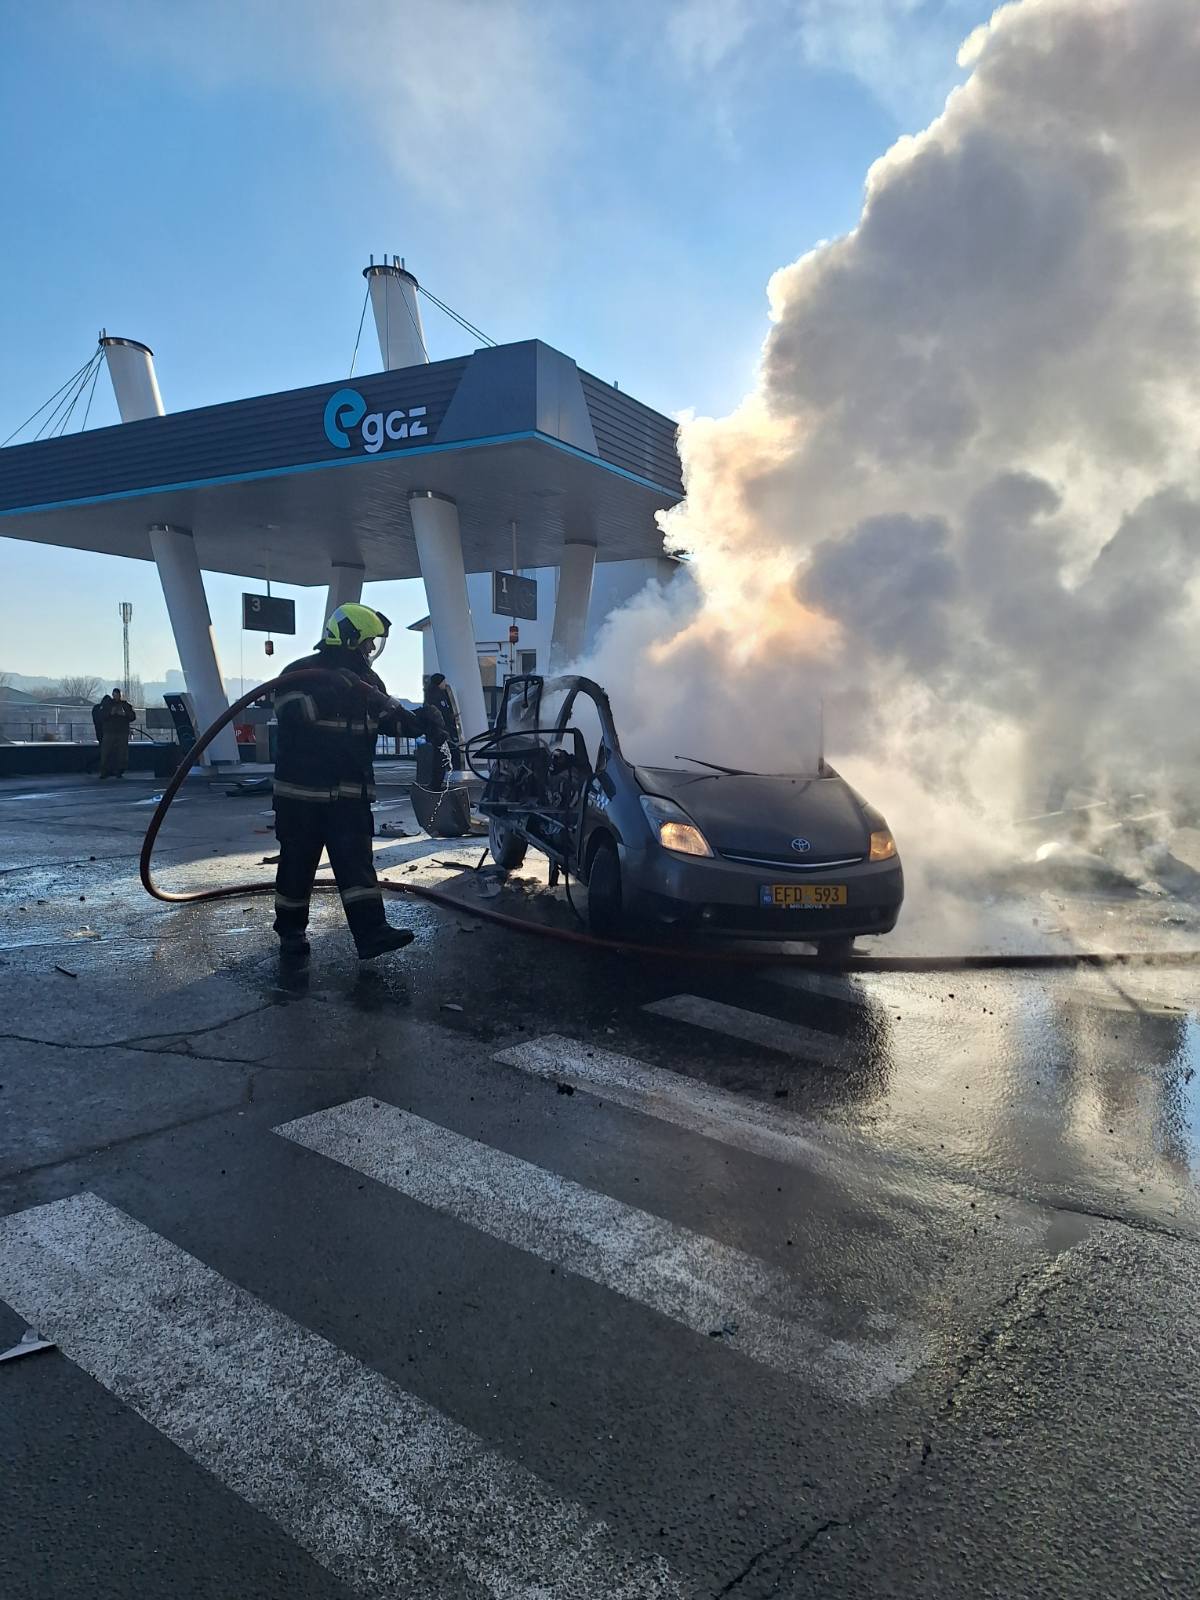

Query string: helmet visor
363 633 387 664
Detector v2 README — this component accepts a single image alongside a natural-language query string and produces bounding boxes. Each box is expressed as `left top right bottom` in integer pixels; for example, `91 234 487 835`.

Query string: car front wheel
586 839 624 938
488 816 527 870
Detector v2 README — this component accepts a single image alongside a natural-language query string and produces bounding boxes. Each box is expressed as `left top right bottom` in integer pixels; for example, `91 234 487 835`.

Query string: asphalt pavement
1 770 1198 1598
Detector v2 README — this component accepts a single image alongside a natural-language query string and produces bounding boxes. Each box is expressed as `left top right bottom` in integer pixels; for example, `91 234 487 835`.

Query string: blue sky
0 0 992 698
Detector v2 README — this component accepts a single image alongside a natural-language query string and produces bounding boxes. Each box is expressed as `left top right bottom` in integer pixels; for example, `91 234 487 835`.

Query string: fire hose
139 672 1200 973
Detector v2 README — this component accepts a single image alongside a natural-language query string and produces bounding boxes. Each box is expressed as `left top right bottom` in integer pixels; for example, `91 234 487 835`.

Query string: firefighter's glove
417 707 447 740
372 696 427 738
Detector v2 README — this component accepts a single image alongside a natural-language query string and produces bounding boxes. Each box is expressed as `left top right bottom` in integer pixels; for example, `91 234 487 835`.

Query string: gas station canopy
0 340 683 585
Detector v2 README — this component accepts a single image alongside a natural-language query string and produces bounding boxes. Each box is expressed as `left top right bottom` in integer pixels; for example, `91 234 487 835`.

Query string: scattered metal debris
0 1329 55 1365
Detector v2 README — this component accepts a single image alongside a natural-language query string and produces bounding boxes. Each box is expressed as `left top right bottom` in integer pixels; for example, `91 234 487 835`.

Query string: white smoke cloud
84 0 573 226
665 0 988 126
582 0 1200 883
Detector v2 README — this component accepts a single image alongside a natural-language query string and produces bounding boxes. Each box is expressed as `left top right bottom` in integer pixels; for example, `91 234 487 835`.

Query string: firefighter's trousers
273 799 387 949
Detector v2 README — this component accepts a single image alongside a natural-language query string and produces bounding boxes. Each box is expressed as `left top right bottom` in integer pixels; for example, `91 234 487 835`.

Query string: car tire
586 839 624 939
489 816 527 870
816 935 856 961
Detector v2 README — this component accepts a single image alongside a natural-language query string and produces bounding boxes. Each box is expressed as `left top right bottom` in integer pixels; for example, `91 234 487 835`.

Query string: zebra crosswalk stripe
760 968 873 1005
0 1192 684 1600
642 994 842 1059
276 1098 924 1403
494 1033 837 1168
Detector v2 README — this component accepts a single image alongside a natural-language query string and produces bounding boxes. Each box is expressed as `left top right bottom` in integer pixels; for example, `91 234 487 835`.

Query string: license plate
761 883 847 909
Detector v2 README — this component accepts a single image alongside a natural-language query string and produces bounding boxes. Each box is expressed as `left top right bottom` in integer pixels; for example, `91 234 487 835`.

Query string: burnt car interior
466 675 610 877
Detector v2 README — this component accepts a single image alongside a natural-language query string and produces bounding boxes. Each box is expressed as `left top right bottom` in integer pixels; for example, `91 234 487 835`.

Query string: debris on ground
378 822 412 837
0 1329 56 1364
53 965 77 978
441 1001 465 1013
556 1082 576 1096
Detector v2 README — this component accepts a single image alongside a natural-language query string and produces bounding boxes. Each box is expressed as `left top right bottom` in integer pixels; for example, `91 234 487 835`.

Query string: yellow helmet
320 603 392 661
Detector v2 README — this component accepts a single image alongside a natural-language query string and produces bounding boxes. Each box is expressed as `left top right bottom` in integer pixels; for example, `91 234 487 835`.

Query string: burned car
470 675 903 946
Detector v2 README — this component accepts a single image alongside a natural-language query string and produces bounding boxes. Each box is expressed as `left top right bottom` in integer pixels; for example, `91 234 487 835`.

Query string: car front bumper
619 844 904 939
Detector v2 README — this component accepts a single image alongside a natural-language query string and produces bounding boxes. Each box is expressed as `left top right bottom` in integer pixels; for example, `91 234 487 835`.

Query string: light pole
119 602 133 699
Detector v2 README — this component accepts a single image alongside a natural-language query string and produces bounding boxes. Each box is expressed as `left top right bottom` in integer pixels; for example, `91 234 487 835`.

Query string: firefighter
272 603 444 962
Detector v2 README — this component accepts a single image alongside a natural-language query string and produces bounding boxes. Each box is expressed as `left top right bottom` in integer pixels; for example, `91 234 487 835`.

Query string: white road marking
760 968 872 1005
277 1099 924 1403
494 1033 838 1166
642 994 842 1059
0 1192 683 1600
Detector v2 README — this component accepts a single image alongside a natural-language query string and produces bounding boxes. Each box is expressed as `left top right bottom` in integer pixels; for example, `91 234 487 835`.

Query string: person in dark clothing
423 672 464 770
97 689 137 779
272 603 444 963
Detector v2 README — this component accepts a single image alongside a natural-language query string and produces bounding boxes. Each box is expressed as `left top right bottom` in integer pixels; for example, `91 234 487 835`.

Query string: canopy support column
148 524 239 764
323 562 365 623
550 541 597 669
408 491 488 743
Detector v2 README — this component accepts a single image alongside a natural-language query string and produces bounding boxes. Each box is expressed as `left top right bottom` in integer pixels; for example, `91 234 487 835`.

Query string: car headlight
869 828 897 862
640 794 714 858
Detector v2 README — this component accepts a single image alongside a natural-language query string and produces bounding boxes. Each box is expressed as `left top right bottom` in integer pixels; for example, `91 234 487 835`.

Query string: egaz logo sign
322 387 429 454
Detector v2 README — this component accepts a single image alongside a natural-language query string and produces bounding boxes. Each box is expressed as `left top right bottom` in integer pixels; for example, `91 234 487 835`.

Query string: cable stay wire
50 350 104 438
418 285 497 348
348 282 370 378
401 282 429 362
2 350 99 447
38 351 102 441
78 349 103 433
42 351 102 440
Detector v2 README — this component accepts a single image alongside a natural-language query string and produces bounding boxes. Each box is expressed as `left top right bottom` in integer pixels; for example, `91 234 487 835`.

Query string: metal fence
0 702 151 744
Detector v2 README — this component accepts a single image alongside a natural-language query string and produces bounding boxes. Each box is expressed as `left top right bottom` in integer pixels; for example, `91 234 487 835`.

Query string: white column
148 524 240 764
408 491 488 744
102 336 235 766
365 263 428 370
323 562 365 624
550 541 597 669
99 337 164 419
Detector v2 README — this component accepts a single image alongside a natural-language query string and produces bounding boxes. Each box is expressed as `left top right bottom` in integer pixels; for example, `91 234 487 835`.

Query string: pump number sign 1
242 594 296 634
492 570 538 622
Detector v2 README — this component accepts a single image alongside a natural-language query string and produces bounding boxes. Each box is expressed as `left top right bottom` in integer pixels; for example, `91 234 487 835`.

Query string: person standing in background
423 672 464 770
97 688 136 779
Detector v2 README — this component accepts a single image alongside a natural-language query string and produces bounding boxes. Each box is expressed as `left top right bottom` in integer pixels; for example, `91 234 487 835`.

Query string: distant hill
0 671 262 702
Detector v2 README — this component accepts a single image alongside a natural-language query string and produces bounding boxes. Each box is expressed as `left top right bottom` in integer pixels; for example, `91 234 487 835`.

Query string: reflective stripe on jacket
272 648 386 807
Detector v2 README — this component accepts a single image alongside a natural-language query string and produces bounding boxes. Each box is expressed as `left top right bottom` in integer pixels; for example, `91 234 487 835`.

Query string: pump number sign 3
242 594 296 634
492 571 538 622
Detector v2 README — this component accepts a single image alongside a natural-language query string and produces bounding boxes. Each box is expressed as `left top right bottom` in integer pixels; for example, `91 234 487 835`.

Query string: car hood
634 767 870 860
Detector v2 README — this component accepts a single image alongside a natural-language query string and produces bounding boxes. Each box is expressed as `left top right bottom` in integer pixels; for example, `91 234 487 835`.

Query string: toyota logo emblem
791 837 811 853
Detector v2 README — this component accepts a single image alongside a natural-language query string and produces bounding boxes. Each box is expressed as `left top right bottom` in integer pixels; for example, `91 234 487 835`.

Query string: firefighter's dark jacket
273 646 431 806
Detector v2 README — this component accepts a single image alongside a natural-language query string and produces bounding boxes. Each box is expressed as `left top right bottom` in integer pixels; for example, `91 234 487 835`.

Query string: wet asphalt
1 771 1199 1598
